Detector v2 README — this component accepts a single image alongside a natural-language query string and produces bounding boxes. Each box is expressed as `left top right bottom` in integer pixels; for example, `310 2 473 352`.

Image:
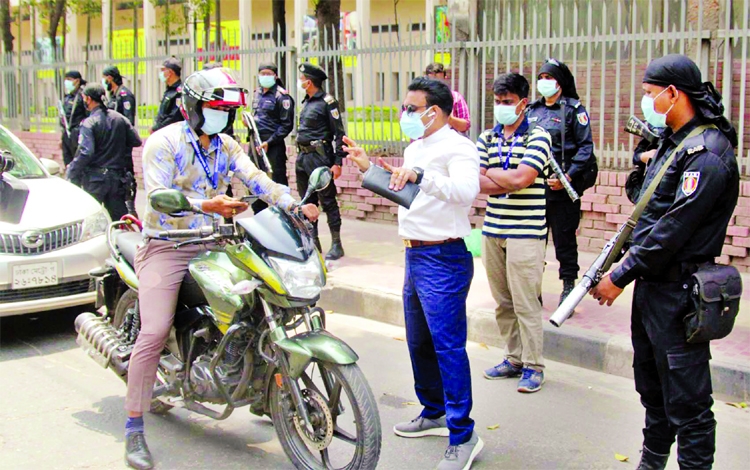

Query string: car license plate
12 262 59 290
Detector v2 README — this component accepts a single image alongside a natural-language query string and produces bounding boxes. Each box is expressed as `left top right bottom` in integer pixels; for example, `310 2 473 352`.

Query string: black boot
325 231 345 260
125 432 154 470
313 237 322 253
636 446 669 470
559 278 576 306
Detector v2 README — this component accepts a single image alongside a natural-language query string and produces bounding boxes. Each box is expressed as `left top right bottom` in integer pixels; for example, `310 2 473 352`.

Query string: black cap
162 57 182 76
425 62 445 75
82 83 106 103
65 70 82 80
259 62 278 74
102 65 122 79
299 62 327 81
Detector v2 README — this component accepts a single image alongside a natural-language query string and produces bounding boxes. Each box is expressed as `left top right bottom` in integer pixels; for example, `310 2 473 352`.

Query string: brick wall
13 130 750 272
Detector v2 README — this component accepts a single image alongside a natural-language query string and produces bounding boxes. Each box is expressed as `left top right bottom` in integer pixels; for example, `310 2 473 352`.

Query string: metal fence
0 0 749 174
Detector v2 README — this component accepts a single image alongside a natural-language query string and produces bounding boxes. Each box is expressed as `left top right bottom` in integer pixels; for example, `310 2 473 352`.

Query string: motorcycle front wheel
269 360 382 470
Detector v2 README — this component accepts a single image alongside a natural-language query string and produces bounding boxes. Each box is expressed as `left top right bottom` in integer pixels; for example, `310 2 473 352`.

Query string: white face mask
494 102 523 126
537 79 560 98
297 79 309 92
641 87 675 129
159 71 167 83
201 108 229 136
64 79 75 94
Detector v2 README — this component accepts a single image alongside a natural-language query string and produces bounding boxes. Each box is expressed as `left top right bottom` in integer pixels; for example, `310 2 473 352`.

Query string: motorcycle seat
115 231 143 267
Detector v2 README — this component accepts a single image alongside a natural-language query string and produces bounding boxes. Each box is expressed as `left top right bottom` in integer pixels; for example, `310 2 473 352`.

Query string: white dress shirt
399 124 480 241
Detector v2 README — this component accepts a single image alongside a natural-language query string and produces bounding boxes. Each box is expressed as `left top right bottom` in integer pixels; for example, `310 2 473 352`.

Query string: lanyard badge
497 134 522 170
185 124 221 190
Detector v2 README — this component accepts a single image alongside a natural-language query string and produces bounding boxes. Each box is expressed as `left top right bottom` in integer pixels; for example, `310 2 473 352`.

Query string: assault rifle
624 116 661 145
58 100 70 138
241 111 272 177
548 153 580 202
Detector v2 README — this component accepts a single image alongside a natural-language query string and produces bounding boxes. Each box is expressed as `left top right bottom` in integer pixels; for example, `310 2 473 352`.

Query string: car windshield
0 127 45 179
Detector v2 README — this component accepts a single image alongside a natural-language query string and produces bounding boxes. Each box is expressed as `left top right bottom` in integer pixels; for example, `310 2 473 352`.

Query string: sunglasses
401 104 429 114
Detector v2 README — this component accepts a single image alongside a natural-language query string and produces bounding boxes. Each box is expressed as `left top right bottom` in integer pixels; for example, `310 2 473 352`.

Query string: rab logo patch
577 112 589 126
682 171 700 196
330 108 340 120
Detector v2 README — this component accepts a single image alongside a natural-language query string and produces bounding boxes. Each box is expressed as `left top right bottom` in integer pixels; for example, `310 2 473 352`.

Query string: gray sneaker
437 432 484 470
393 415 450 438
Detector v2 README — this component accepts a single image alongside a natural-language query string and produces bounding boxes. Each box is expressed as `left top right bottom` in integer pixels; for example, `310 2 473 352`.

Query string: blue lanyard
185 124 221 190
497 134 522 170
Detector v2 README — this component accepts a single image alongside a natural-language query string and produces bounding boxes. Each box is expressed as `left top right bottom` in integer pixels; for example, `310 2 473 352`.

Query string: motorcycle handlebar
157 226 214 239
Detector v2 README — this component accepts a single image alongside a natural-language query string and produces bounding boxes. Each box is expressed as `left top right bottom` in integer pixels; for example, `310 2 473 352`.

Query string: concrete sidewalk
315 218 750 401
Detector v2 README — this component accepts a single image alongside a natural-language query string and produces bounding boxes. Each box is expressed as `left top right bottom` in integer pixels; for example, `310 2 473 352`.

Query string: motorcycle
74 167 382 469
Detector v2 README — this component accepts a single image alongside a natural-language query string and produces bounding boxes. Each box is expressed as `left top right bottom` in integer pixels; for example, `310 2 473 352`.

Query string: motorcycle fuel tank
188 250 254 333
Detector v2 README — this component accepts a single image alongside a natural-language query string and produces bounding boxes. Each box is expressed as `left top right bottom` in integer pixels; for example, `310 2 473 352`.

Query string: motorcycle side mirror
150 189 193 215
301 167 333 204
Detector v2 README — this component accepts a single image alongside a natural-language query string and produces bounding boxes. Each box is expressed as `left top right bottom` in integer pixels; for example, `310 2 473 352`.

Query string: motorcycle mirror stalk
149 189 212 217
300 167 333 205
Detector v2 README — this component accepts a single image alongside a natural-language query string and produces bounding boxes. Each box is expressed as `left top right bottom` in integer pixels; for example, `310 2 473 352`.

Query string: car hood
0 176 103 232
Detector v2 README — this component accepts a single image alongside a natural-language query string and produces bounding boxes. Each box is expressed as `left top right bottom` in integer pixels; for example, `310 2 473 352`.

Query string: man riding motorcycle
124 67 319 470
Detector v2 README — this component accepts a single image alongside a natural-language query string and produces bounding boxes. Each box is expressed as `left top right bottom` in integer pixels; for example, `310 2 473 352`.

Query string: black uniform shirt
62 90 88 131
611 118 739 288
107 85 136 126
252 85 294 145
297 90 347 166
67 107 142 184
152 79 184 132
526 96 593 198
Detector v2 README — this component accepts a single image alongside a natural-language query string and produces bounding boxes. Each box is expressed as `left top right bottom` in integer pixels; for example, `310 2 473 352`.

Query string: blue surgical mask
201 108 229 135
259 75 276 89
400 107 435 140
494 103 521 125
64 79 75 94
537 79 559 98
159 71 167 83
641 87 675 129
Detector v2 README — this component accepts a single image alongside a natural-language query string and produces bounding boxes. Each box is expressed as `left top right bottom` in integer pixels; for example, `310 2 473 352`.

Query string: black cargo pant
546 195 581 280
632 278 715 468
61 128 80 166
83 170 128 221
295 150 341 237
252 140 289 213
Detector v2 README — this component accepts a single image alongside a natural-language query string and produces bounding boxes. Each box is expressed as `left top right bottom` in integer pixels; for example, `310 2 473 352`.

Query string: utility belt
88 167 127 176
638 259 712 283
297 140 329 157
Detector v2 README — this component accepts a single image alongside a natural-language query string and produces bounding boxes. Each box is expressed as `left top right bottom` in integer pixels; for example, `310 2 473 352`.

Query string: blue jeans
403 240 475 445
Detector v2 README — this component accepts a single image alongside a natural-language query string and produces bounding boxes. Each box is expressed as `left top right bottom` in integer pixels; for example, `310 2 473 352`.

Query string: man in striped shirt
477 73 552 393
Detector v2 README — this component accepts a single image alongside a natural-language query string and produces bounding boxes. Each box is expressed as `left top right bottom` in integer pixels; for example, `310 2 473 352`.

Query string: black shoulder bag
685 263 743 343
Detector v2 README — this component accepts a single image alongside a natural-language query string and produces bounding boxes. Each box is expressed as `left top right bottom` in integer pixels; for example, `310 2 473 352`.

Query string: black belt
90 167 126 175
639 259 712 282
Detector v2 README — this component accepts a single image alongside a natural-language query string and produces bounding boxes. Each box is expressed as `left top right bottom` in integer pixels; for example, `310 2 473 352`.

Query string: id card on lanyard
496 133 521 198
185 123 221 190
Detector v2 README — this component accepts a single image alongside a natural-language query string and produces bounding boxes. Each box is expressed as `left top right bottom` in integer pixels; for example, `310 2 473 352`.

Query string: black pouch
684 264 743 343
625 167 644 204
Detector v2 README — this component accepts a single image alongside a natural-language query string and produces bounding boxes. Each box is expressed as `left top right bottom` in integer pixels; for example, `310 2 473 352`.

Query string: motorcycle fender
114 258 138 290
271 327 359 379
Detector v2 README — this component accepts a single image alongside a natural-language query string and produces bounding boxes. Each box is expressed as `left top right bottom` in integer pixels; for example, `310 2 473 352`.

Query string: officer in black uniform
592 54 739 470
151 57 184 133
102 65 136 125
67 84 143 221
297 62 347 260
102 65 139 216
250 62 295 213
61 70 89 167
526 58 595 305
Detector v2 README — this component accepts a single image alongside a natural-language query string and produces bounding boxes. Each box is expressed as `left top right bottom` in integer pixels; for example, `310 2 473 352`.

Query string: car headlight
80 209 111 242
266 255 325 299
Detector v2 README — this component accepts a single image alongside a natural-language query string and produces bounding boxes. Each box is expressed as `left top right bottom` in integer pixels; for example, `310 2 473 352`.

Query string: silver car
0 125 110 317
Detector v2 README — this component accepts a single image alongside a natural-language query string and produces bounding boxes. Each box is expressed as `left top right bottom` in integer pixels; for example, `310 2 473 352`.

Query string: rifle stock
624 116 660 146
58 100 70 138
548 155 580 202
242 111 273 177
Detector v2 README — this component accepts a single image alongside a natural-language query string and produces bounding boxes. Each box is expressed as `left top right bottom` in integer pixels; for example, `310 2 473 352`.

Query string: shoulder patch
686 144 706 155
682 171 700 196
124 101 131 110
577 112 589 126
330 108 340 120
283 100 291 110
323 94 336 105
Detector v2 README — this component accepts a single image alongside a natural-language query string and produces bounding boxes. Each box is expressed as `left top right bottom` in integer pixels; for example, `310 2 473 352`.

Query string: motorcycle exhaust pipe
75 312 129 377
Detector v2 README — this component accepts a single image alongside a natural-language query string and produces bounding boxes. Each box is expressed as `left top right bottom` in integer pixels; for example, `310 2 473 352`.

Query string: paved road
0 308 748 470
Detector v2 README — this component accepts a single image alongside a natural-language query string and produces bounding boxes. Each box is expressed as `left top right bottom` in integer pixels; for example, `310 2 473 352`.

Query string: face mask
101 78 111 91
537 79 559 98
259 75 276 89
297 79 309 92
159 71 167 83
641 87 675 129
399 107 435 140
64 80 75 94
494 103 522 126
201 108 229 135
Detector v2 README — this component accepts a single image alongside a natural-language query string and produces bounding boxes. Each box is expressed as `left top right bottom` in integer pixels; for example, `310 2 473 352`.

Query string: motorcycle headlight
266 255 325 299
81 209 111 242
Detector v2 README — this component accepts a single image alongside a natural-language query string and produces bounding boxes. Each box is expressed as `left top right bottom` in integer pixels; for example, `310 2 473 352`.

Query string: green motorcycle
75 168 382 469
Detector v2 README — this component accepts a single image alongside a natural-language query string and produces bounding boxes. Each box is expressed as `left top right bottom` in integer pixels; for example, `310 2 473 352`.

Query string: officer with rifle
577 55 738 470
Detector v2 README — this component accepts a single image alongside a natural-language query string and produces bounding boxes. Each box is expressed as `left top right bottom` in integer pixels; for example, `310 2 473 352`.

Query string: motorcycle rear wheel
269 361 381 470
113 289 174 415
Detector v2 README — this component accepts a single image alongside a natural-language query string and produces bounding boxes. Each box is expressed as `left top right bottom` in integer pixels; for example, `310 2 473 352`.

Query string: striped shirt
477 119 551 239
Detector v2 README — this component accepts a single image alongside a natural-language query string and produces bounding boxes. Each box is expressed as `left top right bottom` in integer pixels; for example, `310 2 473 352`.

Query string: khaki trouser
482 236 546 370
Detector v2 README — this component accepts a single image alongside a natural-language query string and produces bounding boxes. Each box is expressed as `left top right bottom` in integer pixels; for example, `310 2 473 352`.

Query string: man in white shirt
344 77 482 470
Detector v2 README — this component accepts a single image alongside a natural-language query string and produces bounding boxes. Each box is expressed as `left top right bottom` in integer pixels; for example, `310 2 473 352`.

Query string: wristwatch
412 167 425 185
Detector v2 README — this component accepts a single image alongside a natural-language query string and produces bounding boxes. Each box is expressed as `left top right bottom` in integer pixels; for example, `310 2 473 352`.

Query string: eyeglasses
401 104 428 114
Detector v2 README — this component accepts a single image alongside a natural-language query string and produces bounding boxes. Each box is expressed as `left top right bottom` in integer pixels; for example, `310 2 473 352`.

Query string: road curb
320 283 750 401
